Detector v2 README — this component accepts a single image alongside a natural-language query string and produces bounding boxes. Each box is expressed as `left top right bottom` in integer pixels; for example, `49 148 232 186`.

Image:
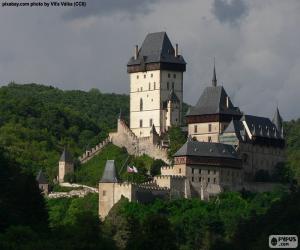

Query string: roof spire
118 108 122 120
212 57 217 87
272 106 283 138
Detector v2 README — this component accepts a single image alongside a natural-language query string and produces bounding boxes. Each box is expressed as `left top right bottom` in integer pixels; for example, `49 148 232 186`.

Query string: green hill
0 82 129 181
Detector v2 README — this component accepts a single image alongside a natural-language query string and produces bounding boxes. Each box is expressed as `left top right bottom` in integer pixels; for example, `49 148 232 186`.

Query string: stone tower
127 32 186 137
99 160 118 219
186 65 242 142
58 147 74 183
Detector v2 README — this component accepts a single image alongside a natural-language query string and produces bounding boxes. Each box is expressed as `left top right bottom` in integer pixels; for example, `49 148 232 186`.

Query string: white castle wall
109 119 169 163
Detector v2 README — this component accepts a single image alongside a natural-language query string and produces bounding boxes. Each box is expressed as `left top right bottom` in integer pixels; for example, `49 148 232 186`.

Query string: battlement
154 175 186 180
79 138 110 164
161 166 174 170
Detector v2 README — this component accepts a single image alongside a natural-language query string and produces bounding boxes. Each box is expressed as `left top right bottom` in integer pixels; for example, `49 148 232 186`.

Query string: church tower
127 32 186 137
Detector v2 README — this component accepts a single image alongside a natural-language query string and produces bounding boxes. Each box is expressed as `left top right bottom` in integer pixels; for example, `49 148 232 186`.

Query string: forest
0 83 300 249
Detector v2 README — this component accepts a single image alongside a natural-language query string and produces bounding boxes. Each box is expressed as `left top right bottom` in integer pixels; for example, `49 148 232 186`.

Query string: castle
49 31 285 219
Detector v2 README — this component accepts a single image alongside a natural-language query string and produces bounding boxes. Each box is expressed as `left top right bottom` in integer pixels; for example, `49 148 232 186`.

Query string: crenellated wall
79 138 110 164
109 119 169 163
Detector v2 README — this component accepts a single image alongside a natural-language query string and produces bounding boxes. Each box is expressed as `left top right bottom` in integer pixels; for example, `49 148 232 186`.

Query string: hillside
0 83 129 181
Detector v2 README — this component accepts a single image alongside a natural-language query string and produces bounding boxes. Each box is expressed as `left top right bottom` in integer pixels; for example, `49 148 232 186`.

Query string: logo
269 235 298 248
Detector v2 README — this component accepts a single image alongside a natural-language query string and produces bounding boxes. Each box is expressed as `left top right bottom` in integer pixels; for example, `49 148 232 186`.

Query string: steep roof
272 107 283 136
59 148 73 163
127 32 186 66
222 119 245 141
36 170 48 184
242 114 280 139
100 160 118 183
186 85 242 116
174 139 239 159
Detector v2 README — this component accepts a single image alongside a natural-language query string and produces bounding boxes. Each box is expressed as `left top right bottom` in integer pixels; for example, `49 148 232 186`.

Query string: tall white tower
127 32 186 137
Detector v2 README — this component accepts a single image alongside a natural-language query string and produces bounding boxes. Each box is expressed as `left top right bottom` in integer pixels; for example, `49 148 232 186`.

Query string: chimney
175 43 178 57
226 96 229 108
134 45 138 60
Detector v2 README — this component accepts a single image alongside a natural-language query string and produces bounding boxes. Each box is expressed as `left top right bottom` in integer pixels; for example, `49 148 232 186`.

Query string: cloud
62 0 160 20
0 0 300 120
212 0 249 25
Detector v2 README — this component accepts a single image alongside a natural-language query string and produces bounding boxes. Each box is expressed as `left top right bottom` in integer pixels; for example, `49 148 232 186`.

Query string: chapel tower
58 147 74 183
127 32 186 137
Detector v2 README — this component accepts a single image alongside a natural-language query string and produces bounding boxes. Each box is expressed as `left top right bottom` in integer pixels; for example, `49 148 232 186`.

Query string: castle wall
238 143 285 180
188 121 229 142
109 119 169 163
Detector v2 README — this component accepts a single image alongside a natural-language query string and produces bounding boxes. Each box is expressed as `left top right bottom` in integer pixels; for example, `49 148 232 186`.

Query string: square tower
127 32 186 138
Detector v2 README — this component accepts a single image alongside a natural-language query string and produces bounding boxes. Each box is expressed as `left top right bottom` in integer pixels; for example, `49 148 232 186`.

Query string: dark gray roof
60 148 73 163
100 160 118 183
272 107 283 136
36 170 48 184
186 85 242 116
174 139 239 159
127 32 186 66
242 115 280 139
222 119 245 141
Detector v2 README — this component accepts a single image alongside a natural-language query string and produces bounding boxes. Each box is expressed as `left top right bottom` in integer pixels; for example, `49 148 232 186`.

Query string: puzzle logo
269 235 298 248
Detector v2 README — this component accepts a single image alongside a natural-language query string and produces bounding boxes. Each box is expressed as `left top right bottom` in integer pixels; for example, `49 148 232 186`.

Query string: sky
0 0 299 120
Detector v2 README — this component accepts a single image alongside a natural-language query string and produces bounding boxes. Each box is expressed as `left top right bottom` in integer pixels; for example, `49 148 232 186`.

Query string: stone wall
79 138 110 164
109 119 169 163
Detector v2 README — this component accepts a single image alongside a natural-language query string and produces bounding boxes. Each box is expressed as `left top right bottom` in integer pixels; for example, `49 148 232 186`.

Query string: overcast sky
0 0 299 120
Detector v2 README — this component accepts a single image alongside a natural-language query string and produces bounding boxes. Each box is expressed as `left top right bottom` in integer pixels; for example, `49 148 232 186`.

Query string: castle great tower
127 32 186 137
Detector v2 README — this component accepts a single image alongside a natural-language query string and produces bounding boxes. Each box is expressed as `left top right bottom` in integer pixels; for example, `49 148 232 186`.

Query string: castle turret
36 170 49 195
127 32 186 137
185 64 242 142
272 107 283 138
99 160 118 219
58 147 74 183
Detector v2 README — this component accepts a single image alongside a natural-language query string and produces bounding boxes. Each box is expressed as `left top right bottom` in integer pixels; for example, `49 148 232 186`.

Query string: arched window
140 98 143 111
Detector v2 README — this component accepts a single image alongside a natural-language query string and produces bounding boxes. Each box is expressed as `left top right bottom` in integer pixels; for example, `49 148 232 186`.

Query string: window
208 178 210 183
173 74 176 78
214 178 216 184
192 168 194 174
137 75 139 79
199 169 202 174
151 73 153 78
140 98 143 111
154 82 156 90
141 87 143 91
167 82 169 90
199 177 201 182
140 119 143 128
102 190 106 196
213 170 216 175
144 74 146 79
179 168 181 174
149 83 151 90
150 119 153 127
168 73 171 78
192 177 194 182
172 82 175 89
194 125 197 133
208 170 210 174
208 124 212 132
208 136 212 142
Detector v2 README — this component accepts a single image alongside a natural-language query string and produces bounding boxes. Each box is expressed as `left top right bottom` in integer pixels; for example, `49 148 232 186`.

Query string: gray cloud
0 0 300 121
212 0 249 25
62 0 160 20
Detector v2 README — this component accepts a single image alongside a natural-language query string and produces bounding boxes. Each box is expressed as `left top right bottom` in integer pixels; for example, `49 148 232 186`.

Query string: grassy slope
75 144 130 187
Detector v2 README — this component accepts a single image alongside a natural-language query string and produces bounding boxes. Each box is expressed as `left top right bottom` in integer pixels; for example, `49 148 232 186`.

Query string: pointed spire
100 160 118 183
272 107 283 137
212 58 217 87
36 170 48 184
60 147 73 163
